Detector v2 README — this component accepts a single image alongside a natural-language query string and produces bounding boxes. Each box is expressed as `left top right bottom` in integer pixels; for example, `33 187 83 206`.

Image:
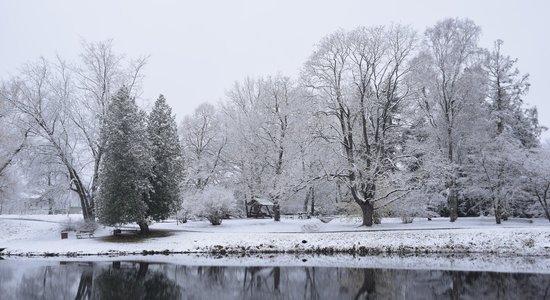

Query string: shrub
60 217 77 232
78 220 99 231
60 218 99 232
191 186 236 225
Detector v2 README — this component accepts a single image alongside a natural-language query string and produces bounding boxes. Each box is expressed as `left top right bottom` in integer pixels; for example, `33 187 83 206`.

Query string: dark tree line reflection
1 260 550 300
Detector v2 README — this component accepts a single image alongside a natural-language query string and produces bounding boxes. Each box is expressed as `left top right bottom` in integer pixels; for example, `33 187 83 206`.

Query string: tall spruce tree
469 39 543 223
147 95 184 221
97 87 154 233
485 39 542 147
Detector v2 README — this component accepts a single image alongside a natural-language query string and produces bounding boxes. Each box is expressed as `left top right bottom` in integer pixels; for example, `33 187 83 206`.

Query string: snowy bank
0 215 549 257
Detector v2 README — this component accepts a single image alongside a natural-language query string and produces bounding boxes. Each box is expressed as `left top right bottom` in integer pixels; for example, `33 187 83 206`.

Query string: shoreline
4 252 550 275
1 215 549 259
2 227 549 258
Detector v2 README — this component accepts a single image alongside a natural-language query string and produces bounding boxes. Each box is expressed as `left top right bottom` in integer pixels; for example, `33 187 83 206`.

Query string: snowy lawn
0 214 549 257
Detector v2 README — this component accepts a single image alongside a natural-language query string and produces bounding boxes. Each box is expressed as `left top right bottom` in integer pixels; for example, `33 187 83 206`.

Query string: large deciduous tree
524 147 550 221
223 75 311 221
471 40 541 223
179 102 226 191
303 25 417 226
413 18 484 222
1 40 146 221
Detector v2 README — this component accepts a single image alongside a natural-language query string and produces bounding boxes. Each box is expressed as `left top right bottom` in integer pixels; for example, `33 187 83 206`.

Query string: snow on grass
0 214 549 258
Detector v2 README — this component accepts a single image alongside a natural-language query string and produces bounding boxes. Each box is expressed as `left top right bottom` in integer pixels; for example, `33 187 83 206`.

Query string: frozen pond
1 256 549 299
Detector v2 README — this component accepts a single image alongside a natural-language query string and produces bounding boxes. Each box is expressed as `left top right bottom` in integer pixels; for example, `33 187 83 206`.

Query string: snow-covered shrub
60 217 77 232
78 220 99 231
192 186 236 225
60 217 99 232
176 207 189 223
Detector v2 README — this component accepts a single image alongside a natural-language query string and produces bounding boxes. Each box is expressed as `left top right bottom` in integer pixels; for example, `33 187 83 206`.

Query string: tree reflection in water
1 260 550 300
93 262 180 300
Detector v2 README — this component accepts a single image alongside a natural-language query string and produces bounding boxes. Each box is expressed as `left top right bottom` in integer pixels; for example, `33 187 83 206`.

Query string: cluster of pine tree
96 88 183 233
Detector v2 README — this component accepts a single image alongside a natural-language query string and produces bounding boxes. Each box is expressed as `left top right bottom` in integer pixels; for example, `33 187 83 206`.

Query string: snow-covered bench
76 230 94 239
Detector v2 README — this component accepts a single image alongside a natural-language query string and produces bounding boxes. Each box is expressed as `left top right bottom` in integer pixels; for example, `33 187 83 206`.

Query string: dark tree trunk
273 202 281 221
448 187 458 222
47 173 53 215
358 201 374 227
543 203 550 222
303 188 310 213
245 196 250 218
304 186 315 216
137 220 149 234
494 199 502 224
48 198 54 215
310 186 315 216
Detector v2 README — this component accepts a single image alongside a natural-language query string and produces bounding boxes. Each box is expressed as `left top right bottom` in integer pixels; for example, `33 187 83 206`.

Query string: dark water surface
0 259 549 300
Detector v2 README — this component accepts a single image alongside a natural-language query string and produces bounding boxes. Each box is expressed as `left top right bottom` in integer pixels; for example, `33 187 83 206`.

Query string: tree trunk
310 187 315 216
541 199 550 222
48 198 54 215
448 188 458 222
494 199 502 224
137 220 149 234
273 202 281 221
358 201 374 226
303 188 310 213
304 186 315 216
47 173 53 215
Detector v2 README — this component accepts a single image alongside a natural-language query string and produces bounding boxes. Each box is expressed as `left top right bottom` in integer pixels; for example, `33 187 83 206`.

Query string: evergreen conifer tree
97 87 154 233
147 95 184 221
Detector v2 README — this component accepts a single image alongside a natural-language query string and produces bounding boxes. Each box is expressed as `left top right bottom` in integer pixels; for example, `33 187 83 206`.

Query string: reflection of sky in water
1 259 550 300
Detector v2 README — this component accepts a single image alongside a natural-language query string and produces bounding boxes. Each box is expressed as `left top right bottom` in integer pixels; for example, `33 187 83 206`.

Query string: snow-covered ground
1 214 549 258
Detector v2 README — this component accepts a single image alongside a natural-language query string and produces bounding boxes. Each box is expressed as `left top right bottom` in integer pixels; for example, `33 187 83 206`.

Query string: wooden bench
76 230 94 239
112 228 139 236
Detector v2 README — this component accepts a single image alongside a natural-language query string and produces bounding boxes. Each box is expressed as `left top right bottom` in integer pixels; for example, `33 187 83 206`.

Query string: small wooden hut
246 197 274 218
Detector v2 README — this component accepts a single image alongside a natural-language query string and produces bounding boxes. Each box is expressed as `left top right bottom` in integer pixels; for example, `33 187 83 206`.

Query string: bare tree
524 148 550 221
70 40 147 220
2 41 147 221
2 58 95 219
223 75 310 221
303 25 417 226
0 92 29 208
180 102 226 190
414 18 483 222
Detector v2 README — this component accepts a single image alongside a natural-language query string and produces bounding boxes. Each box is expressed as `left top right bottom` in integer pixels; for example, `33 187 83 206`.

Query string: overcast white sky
1 0 549 140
